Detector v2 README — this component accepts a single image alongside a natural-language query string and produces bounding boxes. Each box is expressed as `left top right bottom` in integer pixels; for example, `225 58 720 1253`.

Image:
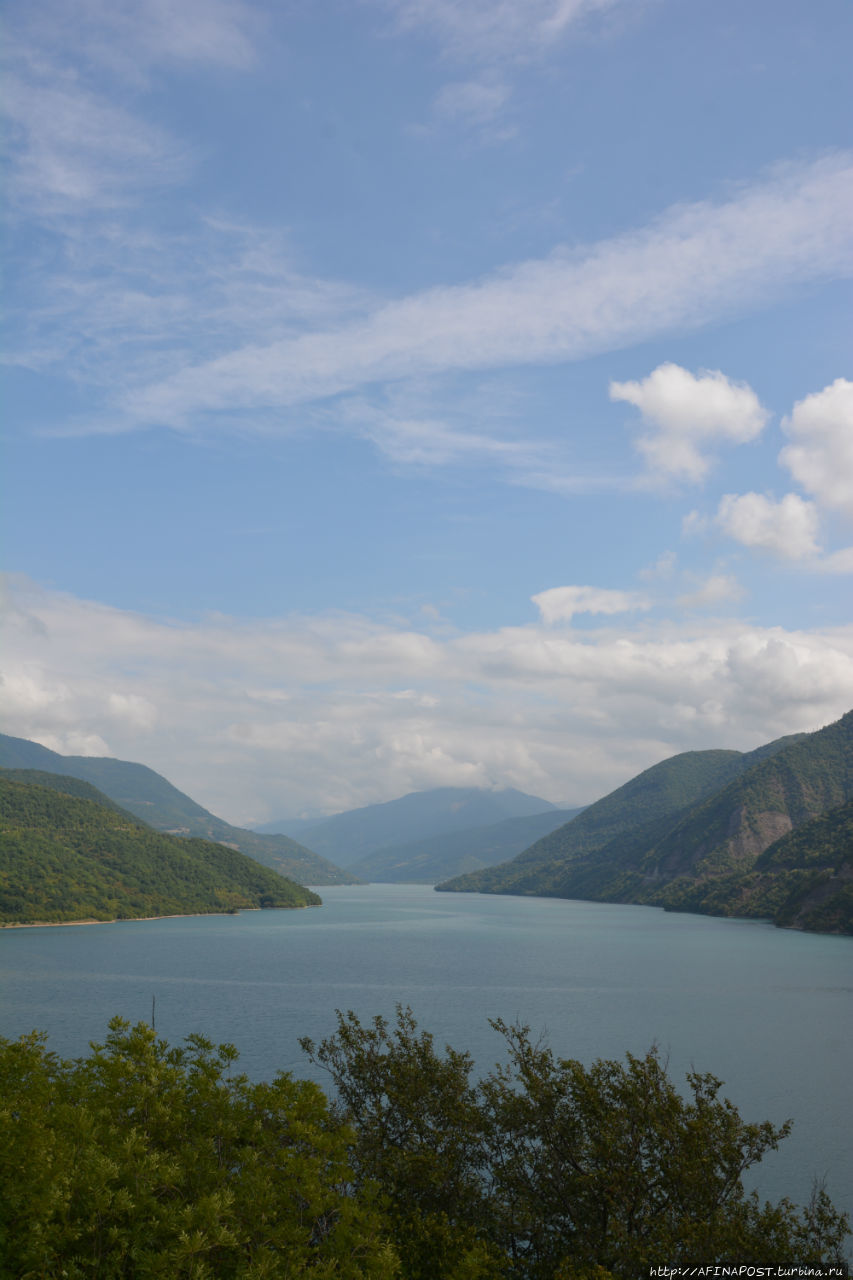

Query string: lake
2 883 851 1218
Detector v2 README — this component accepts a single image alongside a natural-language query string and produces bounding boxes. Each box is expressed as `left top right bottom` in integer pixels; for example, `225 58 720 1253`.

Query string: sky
2 0 852 825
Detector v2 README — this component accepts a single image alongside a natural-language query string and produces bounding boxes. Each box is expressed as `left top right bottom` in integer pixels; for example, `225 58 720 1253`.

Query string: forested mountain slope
0 735 355 886
438 745 778 895
0 775 320 924
439 715 853 935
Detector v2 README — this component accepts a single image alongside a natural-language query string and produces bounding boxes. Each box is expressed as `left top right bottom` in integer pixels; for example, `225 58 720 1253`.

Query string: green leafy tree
300 1008 503 1279
302 1007 849 1280
0 1019 398 1279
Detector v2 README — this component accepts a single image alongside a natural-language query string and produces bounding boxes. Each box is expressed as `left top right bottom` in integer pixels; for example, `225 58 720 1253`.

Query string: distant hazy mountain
261 786 557 868
438 716 853 935
351 808 584 884
0 772 320 924
0 735 356 886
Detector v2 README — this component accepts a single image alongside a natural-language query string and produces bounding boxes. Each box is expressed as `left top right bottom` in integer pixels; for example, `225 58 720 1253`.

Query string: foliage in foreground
1 1012 848 1280
0 1020 396 1279
302 1008 849 1279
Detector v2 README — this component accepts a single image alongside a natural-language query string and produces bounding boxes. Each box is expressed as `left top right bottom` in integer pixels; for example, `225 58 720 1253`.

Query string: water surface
2 884 850 1215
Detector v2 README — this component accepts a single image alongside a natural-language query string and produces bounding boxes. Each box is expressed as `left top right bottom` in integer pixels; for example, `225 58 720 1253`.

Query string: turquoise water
2 884 851 1216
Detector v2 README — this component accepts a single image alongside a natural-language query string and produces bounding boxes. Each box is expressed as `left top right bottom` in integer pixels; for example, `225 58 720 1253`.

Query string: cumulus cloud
4 576 852 823
715 492 821 559
610 363 769 482
779 378 853 518
532 585 650 624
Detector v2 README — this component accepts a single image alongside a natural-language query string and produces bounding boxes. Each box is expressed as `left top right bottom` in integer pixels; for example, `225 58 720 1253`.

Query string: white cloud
677 574 745 610
681 510 709 537
9 0 257 78
433 78 511 126
610 363 769 482
344 400 541 467
715 492 821 559
639 550 677 581
3 575 853 823
532 585 650 624
86 0 258 71
3 68 186 213
779 378 853 519
6 219 371 396
120 155 853 434
815 546 853 575
378 0 622 61
3 0 258 216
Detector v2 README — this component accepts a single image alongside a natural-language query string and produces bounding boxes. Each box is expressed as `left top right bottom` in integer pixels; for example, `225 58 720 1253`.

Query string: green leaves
304 1007 849 1280
0 1018 397 1279
2 1010 849 1279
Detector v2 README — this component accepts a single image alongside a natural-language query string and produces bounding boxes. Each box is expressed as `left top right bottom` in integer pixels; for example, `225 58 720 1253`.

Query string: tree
3 1012 847 1280
0 1019 398 1279
301 1006 504 1279
302 1007 849 1280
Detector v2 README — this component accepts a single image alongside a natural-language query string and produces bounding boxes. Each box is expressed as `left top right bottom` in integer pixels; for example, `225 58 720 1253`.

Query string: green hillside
0 768 144 817
0 735 356 886
351 807 583 883
438 715 853 936
0 775 320 924
438 746 763 895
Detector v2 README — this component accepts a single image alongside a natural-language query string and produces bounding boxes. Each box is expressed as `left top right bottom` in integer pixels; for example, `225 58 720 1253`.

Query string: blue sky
3 0 852 823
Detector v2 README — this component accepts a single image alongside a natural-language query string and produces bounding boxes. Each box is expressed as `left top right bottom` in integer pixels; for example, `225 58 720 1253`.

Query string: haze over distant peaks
255 787 557 868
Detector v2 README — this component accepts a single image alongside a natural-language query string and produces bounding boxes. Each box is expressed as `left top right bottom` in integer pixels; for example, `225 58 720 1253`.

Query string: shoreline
0 904 316 931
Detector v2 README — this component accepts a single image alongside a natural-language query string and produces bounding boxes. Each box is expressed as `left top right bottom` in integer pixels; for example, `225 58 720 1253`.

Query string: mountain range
4 713 851 934
0 735 355 886
348 807 584 883
256 786 559 867
438 714 853 935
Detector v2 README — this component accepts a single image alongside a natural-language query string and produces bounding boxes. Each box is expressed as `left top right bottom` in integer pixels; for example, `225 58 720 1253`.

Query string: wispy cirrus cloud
3 0 258 216
118 155 853 433
378 0 626 63
5 219 373 397
3 65 187 214
433 77 511 125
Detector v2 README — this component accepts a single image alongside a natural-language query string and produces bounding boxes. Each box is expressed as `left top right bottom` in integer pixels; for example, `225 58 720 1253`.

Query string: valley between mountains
2 711 852 933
